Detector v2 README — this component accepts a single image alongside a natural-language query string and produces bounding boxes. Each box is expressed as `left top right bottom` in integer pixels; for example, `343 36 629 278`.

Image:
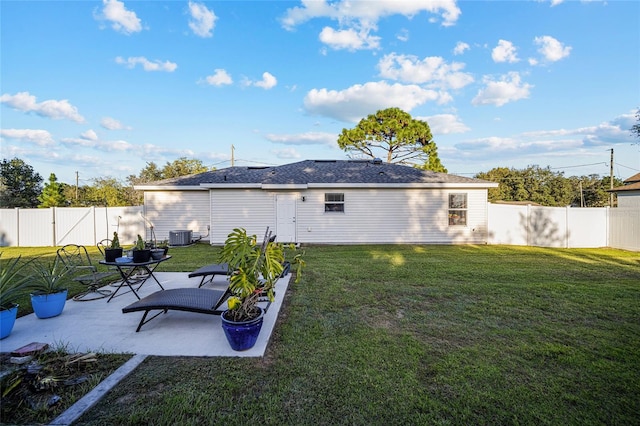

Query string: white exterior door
276 194 297 243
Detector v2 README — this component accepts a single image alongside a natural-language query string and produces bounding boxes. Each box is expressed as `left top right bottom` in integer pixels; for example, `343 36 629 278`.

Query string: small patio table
99 255 171 302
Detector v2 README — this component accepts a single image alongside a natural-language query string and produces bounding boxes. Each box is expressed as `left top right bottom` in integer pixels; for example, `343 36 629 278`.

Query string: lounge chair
188 263 231 287
122 287 232 332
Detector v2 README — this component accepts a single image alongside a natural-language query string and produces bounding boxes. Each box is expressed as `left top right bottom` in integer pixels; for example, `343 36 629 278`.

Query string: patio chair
122 287 233 332
56 244 117 301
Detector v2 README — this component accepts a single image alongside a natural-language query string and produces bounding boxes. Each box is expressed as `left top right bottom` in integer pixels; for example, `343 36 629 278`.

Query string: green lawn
2 244 639 425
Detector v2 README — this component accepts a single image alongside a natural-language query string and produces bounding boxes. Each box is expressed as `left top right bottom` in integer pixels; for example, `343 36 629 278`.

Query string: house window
325 193 345 212
448 193 467 226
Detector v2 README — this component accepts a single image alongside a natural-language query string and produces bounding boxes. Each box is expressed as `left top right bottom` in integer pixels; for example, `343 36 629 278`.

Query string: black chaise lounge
187 263 231 288
122 287 232 332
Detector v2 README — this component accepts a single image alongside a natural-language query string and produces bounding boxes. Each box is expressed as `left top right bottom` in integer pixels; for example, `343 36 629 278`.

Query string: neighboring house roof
135 159 499 190
609 173 640 193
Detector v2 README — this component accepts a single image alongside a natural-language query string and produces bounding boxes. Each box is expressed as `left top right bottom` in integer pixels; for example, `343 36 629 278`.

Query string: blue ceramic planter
221 308 264 351
0 305 19 339
31 290 68 319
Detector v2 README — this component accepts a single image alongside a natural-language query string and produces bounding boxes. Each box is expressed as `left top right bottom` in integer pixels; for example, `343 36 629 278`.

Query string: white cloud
472 72 532 107
266 131 338 147
319 26 380 51
420 114 470 135
81 129 98 141
377 53 474 90
188 1 217 38
0 92 85 123
396 28 409 42
204 69 233 86
522 111 636 147
253 72 277 90
304 81 441 122
281 0 461 30
0 128 55 146
96 0 142 35
492 40 519 63
100 117 130 130
453 41 469 55
534 35 572 62
272 147 303 160
115 56 178 72
281 0 460 52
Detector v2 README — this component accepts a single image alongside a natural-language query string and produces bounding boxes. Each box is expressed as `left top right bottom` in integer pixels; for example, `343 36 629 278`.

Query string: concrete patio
0 272 291 357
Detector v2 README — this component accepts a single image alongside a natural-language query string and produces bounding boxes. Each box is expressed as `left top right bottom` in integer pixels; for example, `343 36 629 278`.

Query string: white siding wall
617 192 640 208
295 188 489 244
144 191 210 243
210 190 276 244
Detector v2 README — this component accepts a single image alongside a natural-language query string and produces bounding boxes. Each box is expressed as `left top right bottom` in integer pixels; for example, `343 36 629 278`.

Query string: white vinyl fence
0 204 637 251
487 204 609 248
0 206 144 247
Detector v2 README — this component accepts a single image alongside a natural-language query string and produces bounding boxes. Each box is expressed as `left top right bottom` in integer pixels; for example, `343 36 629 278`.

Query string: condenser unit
169 230 192 246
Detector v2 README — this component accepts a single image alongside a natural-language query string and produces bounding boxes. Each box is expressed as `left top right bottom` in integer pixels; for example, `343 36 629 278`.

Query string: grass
1 244 639 424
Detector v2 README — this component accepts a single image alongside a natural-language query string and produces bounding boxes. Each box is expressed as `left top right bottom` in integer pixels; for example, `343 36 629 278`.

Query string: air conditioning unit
169 230 192 246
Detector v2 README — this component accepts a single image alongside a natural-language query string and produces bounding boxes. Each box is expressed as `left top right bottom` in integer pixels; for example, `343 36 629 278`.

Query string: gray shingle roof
139 160 495 188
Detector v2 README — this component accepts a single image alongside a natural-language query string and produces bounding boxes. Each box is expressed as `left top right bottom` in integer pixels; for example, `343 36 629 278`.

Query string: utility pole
609 149 614 207
231 145 235 167
75 171 79 201
579 181 585 207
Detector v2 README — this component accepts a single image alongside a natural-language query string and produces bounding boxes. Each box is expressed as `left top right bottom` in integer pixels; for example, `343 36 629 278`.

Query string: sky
1 0 639 187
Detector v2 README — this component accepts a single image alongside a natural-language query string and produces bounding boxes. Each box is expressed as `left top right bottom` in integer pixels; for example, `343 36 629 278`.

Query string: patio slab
0 272 290 357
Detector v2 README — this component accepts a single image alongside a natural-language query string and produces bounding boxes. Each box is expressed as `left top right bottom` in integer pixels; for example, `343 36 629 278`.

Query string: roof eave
306 182 499 189
134 185 205 191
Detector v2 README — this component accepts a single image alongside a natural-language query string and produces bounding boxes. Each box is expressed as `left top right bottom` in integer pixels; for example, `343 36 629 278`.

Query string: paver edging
49 353 147 425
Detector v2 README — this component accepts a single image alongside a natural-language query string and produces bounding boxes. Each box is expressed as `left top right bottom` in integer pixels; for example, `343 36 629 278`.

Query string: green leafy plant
134 235 145 251
29 257 74 295
0 254 33 310
218 228 304 322
109 232 121 249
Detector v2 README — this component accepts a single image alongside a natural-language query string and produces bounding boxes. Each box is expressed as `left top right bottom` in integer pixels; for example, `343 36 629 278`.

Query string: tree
128 158 211 186
631 108 640 140
476 166 573 206
38 173 67 207
0 158 43 208
476 166 621 207
337 107 447 172
84 177 131 207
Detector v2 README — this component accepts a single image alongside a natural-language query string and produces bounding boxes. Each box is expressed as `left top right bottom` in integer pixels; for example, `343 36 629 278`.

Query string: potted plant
104 231 123 262
132 234 151 263
217 227 305 351
29 257 73 319
156 239 169 255
0 254 33 339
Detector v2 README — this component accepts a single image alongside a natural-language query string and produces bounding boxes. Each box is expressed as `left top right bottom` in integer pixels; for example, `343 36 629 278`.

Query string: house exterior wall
617 191 640 208
144 190 210 243
295 188 489 244
206 187 489 245
210 190 277 243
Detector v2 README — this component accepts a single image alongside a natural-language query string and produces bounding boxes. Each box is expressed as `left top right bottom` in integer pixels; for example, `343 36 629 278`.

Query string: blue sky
1 0 639 186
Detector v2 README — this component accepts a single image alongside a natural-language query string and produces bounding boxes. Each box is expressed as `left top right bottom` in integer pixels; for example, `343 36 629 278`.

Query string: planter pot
221 308 264 351
150 249 164 261
132 249 151 263
31 290 68 319
0 305 19 339
104 248 123 263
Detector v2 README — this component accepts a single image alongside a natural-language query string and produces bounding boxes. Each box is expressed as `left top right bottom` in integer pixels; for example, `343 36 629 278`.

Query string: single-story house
134 159 499 245
609 173 640 208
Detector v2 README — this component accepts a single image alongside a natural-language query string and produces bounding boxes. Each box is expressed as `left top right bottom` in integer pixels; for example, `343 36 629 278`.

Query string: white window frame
448 193 467 226
324 193 345 213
